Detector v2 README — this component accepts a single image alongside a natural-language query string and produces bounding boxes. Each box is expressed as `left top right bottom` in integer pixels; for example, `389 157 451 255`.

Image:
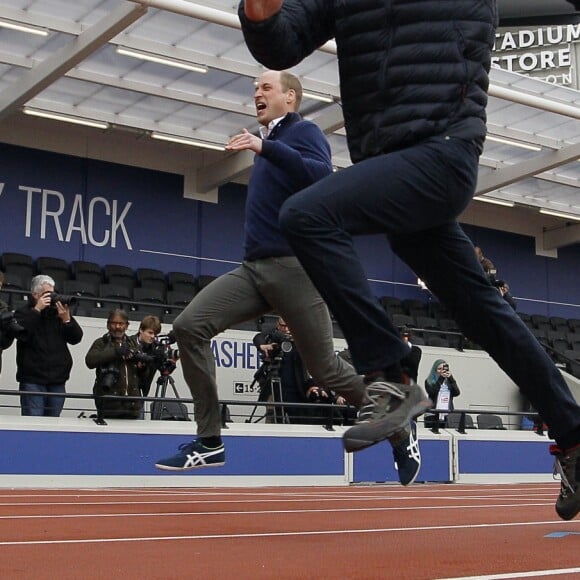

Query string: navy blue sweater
244 112 332 261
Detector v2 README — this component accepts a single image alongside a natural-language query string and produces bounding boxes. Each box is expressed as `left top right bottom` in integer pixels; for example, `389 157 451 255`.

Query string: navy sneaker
550 443 580 520
155 440 225 471
392 421 421 486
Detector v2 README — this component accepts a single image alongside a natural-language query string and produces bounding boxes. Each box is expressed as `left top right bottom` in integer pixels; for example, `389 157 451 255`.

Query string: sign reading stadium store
492 24 580 86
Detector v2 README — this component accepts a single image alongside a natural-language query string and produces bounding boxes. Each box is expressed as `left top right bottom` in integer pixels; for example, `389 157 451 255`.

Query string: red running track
0 483 578 580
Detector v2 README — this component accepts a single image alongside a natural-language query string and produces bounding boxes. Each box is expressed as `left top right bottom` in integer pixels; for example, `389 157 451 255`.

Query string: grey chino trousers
173 256 366 438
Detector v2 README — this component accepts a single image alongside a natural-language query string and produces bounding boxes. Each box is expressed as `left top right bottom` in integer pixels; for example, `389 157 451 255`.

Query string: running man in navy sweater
155 70 422 485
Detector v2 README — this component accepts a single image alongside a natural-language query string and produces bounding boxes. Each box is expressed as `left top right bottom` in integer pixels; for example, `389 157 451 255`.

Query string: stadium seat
2 272 26 291
392 313 414 328
3 263 35 283
402 298 426 316
104 264 134 283
132 287 167 317
74 272 103 290
1 252 34 271
98 284 132 310
37 257 68 274
549 316 568 331
167 271 196 289
71 261 102 280
140 278 168 295
167 291 194 308
136 268 165 284
530 314 549 328
552 339 571 353
108 274 135 292
415 316 439 330
426 336 450 348
447 412 476 430
476 414 506 430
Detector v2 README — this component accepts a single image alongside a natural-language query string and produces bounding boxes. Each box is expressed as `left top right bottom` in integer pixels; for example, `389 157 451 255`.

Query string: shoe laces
178 441 197 454
358 382 405 422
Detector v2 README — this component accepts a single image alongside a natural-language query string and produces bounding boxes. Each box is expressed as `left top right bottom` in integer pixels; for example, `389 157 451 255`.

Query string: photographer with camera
13 274 83 417
494 279 517 311
424 359 461 429
132 315 162 400
85 309 143 420
253 318 319 424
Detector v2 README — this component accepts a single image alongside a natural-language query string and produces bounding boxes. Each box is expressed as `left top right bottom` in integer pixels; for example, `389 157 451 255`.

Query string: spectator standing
424 359 461 429
14 274 83 416
239 0 580 520
496 280 517 311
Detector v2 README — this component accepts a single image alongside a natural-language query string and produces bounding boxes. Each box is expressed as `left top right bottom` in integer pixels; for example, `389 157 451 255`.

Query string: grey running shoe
343 380 431 453
550 444 580 521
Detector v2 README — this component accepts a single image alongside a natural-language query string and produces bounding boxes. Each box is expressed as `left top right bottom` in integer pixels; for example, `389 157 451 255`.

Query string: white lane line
434 567 580 579
0 519 572 546
0 486 559 500
0 495 558 507
0 502 556 520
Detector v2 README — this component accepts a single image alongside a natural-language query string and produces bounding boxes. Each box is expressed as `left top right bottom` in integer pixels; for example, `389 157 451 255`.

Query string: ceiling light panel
473 195 515 207
0 19 49 36
116 47 208 73
539 208 580 221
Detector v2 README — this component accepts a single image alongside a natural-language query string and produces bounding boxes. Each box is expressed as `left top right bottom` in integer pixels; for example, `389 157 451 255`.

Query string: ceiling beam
130 1 338 54
0 3 147 121
542 222 580 250
476 141 580 194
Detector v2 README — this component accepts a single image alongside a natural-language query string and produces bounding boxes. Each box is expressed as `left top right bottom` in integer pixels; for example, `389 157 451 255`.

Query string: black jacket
14 301 83 384
85 333 143 419
240 0 496 162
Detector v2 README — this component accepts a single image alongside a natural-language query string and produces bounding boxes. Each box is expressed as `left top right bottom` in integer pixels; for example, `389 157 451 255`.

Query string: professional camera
131 349 155 365
152 331 179 374
265 329 294 359
0 310 28 340
99 366 120 392
49 292 77 307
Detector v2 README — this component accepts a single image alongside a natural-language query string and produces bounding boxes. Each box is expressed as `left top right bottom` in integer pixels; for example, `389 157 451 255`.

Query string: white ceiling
0 0 579 251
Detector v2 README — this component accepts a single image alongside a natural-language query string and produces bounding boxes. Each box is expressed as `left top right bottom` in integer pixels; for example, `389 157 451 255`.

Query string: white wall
2 315 572 428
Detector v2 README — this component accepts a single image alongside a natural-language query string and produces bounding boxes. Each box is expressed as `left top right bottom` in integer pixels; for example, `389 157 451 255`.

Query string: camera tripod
246 357 289 424
150 370 190 421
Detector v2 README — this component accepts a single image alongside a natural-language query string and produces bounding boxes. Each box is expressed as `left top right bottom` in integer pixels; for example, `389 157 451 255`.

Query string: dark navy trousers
280 135 580 446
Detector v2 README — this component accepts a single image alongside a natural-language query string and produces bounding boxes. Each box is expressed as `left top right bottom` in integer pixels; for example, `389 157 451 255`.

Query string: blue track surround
352 437 453 483
455 433 554 483
0 417 555 488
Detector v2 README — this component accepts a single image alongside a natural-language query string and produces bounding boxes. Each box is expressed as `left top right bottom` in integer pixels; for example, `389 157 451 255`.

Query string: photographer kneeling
85 309 146 420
